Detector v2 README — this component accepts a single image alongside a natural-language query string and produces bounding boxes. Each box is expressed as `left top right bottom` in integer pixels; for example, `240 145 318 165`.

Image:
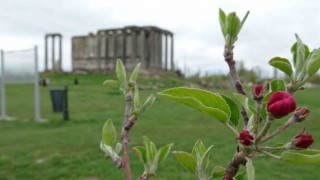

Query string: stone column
170 34 174 71
59 35 62 71
158 32 163 69
113 31 117 70
51 36 55 71
97 33 101 71
45 35 48 71
140 30 146 68
131 30 136 64
164 34 168 71
122 30 127 65
105 32 109 70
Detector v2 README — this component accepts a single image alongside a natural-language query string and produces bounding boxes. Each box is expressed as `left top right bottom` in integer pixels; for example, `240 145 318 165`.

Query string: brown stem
224 46 249 127
121 91 134 180
223 152 247 180
259 117 294 144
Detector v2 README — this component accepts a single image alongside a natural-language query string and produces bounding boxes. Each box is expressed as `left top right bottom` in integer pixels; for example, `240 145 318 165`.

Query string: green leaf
234 170 246 180
103 80 120 89
115 142 122 154
219 9 227 38
281 150 320 165
116 59 128 91
246 159 255 180
157 144 174 164
221 95 240 126
192 141 207 159
293 34 310 73
240 11 250 29
226 12 241 46
143 136 157 165
306 48 320 78
270 79 287 92
140 94 156 113
269 57 293 77
102 119 117 147
158 88 230 124
130 63 141 81
149 143 174 174
232 93 251 116
200 145 214 170
133 85 140 110
133 146 147 164
291 37 310 69
211 166 225 179
226 12 241 37
172 151 197 174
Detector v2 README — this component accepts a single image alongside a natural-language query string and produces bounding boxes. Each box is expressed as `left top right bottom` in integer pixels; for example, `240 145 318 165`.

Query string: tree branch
224 46 249 127
223 152 247 180
121 91 134 180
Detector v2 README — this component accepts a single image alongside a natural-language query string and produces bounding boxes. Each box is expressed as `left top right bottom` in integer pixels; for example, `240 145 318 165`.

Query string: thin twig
255 116 273 144
259 117 294 144
224 46 249 127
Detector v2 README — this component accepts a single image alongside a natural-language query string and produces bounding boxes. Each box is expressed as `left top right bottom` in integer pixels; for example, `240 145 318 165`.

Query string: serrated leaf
221 95 240 126
200 145 214 170
140 94 156 113
103 80 120 89
269 57 293 77
219 9 227 38
116 59 128 91
281 150 320 165
173 151 197 174
143 136 157 165
133 146 147 164
306 48 320 78
246 159 255 180
158 88 230 124
270 79 287 92
192 141 207 159
102 119 117 147
130 63 141 81
211 166 225 179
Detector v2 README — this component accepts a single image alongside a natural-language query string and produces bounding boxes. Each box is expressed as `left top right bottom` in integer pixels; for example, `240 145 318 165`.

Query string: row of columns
97 27 174 71
44 33 63 72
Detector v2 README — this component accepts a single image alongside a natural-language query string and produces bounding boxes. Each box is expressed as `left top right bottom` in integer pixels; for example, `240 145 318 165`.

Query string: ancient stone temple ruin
72 26 174 72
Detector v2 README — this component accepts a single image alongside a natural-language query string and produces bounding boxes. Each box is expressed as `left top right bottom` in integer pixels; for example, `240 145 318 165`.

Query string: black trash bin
50 86 69 120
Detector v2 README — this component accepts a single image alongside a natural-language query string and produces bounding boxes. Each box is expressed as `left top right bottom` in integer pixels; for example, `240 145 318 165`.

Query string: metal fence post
0 50 7 120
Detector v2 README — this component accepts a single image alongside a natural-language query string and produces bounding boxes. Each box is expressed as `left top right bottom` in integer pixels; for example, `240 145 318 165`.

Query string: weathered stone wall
71 26 174 73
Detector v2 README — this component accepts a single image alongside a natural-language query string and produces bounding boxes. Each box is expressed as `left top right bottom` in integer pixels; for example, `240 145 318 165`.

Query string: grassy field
0 73 319 180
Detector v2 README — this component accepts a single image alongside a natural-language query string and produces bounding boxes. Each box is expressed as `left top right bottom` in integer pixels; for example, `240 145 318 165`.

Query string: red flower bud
294 107 310 122
267 91 296 118
252 85 264 101
238 130 254 146
292 128 313 149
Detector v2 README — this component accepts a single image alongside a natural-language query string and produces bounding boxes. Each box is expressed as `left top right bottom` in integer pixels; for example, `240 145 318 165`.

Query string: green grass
0 73 319 180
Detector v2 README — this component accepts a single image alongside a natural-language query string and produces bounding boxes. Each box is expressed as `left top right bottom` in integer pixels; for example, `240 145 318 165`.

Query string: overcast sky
1 0 320 77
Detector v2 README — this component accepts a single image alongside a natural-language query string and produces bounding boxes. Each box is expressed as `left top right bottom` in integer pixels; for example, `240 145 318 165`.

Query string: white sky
1 0 320 77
